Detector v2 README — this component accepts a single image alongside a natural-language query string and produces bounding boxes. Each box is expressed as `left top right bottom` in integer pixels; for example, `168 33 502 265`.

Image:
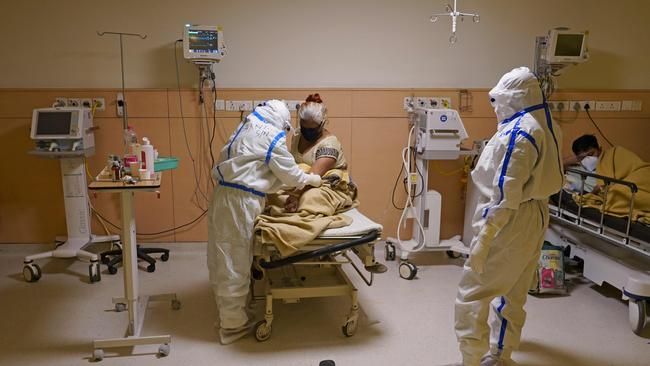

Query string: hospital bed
252 208 384 341
546 168 650 335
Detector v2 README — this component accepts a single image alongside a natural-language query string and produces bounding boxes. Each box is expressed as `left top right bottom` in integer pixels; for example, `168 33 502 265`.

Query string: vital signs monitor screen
36 112 72 135
554 34 584 57
188 30 219 54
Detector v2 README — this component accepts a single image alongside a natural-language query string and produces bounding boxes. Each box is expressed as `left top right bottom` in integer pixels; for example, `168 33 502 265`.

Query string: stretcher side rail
258 230 380 269
560 168 638 243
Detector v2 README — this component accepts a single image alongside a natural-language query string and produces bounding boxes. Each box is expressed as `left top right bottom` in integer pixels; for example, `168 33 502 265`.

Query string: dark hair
572 134 600 155
305 93 323 103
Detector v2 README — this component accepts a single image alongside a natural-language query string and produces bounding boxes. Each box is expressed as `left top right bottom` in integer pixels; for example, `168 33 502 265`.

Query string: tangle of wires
390 145 425 210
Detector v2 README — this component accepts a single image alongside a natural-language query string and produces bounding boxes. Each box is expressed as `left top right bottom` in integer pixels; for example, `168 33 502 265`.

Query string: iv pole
430 0 480 44
96 31 147 130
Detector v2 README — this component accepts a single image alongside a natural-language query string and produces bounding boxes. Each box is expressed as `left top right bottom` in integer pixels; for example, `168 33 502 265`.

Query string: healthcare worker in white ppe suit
207 100 322 344
446 67 563 366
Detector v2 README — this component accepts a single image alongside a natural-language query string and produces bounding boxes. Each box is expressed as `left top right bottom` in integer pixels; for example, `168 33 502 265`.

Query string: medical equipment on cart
385 108 478 280
23 107 119 283
534 27 589 97
252 209 383 341
547 168 650 335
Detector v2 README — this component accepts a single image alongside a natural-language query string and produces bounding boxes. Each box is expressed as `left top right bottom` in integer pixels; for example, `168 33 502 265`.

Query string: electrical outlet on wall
570 100 595 111
81 98 92 108
226 100 253 111
622 100 643 111
54 97 67 107
285 100 303 111
595 101 622 111
215 99 226 110
554 100 569 112
67 98 80 107
403 97 414 110
92 98 105 111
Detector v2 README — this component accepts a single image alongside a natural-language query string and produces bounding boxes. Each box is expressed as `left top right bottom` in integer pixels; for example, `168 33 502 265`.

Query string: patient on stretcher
254 93 360 256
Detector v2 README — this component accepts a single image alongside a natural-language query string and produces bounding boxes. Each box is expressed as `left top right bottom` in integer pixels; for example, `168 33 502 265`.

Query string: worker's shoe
219 321 256 345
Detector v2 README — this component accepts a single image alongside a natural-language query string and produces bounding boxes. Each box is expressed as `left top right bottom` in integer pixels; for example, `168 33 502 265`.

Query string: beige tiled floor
0 243 648 366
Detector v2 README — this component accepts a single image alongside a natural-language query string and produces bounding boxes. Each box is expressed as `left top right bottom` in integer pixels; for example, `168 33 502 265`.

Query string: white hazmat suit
207 100 321 344
452 67 563 366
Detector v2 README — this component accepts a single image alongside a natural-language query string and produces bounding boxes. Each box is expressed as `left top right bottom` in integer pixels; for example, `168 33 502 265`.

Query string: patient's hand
591 185 603 195
285 195 299 213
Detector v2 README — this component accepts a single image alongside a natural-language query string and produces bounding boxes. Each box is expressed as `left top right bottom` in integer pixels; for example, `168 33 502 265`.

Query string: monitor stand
22 154 119 283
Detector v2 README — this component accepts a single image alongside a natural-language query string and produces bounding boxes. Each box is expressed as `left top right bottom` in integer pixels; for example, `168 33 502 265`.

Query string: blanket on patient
575 146 650 225
254 164 359 257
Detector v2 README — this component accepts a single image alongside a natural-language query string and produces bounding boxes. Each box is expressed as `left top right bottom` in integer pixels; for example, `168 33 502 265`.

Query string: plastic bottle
124 126 138 146
140 137 155 179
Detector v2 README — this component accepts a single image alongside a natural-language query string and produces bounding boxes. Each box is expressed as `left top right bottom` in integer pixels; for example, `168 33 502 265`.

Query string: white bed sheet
318 208 383 238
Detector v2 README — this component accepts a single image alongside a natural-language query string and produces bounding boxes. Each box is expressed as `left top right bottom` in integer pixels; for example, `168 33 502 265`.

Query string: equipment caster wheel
100 256 110 265
89 262 101 283
399 261 417 280
158 343 170 357
384 243 396 261
161 252 169 262
171 299 181 310
23 263 42 283
446 250 463 259
146 264 156 273
629 299 648 335
342 318 358 337
255 321 272 342
115 303 126 312
107 265 118 275
92 348 104 362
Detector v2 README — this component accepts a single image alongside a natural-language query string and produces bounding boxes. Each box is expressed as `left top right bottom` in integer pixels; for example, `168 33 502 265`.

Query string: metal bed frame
251 229 382 341
547 168 650 335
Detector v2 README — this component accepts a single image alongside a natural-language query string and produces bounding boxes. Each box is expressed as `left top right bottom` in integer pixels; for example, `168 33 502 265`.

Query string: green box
154 157 179 172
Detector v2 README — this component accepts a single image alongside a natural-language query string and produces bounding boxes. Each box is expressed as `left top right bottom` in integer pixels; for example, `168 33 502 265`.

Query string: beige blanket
575 146 650 225
255 165 359 257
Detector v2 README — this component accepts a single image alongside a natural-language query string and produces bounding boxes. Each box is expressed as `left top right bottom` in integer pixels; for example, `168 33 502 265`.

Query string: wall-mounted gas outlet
92 98 106 111
403 97 415 110
67 98 80 107
285 100 303 111
226 100 253 111
215 99 226 111
80 98 92 108
116 93 125 117
427 97 441 108
440 97 451 108
594 101 622 111
253 100 265 108
415 97 428 108
570 100 595 111
53 97 67 107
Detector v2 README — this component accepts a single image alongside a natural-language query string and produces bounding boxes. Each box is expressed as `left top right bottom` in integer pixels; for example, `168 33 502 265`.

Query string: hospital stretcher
546 168 650 335
252 208 384 341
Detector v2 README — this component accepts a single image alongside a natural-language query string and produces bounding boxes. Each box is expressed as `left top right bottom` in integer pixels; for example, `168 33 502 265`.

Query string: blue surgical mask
300 124 322 142
581 156 598 172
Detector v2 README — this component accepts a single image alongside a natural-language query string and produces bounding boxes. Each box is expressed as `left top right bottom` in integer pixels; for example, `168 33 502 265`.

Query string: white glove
305 173 322 188
466 222 498 274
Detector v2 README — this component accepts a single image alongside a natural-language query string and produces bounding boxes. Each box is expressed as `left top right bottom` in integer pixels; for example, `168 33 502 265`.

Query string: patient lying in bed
566 135 650 225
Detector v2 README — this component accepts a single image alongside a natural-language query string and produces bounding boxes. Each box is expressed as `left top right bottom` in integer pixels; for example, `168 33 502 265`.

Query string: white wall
1 0 648 89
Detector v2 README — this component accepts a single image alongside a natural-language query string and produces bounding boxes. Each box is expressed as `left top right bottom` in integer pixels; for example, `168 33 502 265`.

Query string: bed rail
557 168 639 244
258 230 380 269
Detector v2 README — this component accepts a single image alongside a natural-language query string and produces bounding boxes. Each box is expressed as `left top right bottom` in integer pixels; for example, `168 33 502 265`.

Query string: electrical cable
585 106 614 147
174 39 209 209
91 207 208 236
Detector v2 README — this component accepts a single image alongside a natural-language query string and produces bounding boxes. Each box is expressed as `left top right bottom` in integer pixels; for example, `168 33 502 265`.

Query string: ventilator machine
23 107 119 283
386 108 480 280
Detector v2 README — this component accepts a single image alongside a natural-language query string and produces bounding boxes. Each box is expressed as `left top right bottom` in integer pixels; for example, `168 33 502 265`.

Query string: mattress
318 209 383 238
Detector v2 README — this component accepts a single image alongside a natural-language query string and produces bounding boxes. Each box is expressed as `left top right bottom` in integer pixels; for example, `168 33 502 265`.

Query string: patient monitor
414 108 469 160
30 107 95 152
183 24 226 63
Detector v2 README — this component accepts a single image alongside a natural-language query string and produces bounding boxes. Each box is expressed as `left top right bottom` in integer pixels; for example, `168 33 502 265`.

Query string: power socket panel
594 101 622 111
92 98 106 111
285 100 303 111
570 100 595 111
226 100 253 111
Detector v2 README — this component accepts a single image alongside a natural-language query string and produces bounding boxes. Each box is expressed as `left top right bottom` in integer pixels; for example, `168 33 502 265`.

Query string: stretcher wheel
107 265 118 275
23 263 42 283
342 318 358 337
171 299 182 310
255 321 272 342
384 244 396 261
92 348 104 362
161 253 169 262
399 262 417 280
158 343 170 357
147 263 156 273
629 299 647 335
89 262 101 283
